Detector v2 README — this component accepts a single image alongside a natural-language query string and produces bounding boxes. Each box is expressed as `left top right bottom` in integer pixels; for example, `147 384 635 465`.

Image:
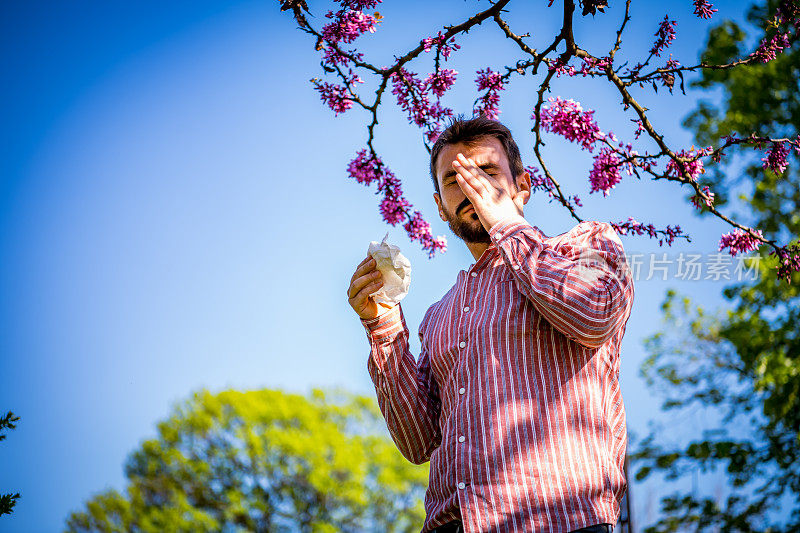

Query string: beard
440 199 491 244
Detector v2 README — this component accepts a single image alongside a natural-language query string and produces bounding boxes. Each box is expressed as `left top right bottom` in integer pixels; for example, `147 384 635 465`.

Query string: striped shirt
360 217 635 533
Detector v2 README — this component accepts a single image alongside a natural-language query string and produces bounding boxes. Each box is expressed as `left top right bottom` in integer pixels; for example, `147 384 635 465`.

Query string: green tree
633 1 800 531
1 411 21 517
64 388 427 532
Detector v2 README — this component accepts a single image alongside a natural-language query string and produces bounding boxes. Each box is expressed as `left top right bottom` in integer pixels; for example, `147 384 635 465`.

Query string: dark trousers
427 521 613 533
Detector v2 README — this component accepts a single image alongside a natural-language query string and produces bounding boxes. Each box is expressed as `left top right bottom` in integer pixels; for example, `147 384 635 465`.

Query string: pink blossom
665 147 713 181
336 0 380 9
474 68 504 119
770 243 800 283
750 32 791 63
611 217 685 246
404 210 447 258
547 57 576 77
322 46 364 67
693 0 717 19
391 68 454 140
380 194 411 225
527 165 559 200
761 141 790 174
322 9 378 44
633 119 645 139
547 55 612 78
426 127 442 143
424 68 458 97
589 148 623 196
718 228 764 256
347 149 383 185
690 185 715 209
314 79 360 115
422 31 461 61
391 67 430 127
656 57 681 93
650 15 677 57
580 55 612 75
538 96 604 152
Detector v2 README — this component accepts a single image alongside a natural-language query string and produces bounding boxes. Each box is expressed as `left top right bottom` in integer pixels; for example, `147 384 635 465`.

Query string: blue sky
0 0 765 531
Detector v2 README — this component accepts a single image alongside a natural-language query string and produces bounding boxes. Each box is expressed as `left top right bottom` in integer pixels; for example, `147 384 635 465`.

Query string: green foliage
64 388 428 532
635 1 800 531
1 411 21 517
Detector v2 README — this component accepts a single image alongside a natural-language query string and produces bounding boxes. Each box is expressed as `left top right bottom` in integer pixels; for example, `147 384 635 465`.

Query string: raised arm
449 153 634 350
490 218 634 349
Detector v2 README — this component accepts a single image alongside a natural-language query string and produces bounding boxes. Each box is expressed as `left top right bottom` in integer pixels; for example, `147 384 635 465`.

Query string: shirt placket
453 262 480 525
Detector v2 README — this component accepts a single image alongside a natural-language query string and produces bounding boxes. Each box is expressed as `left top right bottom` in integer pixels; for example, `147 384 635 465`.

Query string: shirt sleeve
360 303 442 464
488 216 635 349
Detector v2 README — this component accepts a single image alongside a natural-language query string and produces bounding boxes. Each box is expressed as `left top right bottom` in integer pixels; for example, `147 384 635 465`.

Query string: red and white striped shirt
361 218 635 533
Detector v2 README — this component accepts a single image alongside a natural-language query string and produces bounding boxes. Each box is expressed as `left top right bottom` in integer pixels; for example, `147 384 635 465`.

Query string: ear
514 171 532 209
433 192 447 222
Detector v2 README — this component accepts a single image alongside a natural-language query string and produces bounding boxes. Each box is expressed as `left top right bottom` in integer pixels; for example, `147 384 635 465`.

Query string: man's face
433 136 524 244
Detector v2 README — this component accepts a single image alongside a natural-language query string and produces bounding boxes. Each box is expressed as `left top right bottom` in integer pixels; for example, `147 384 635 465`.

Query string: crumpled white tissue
367 232 411 308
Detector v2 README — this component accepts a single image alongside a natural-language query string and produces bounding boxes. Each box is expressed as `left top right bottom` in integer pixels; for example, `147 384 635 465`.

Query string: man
347 116 634 533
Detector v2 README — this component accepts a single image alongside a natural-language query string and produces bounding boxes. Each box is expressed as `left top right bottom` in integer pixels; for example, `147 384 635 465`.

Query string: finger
458 154 494 193
348 270 383 299
350 256 377 284
350 277 384 307
454 156 490 198
453 163 480 202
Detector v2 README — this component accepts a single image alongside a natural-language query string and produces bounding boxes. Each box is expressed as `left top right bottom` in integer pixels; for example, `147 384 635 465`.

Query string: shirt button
512 264 520 270
470 272 477 278
459 341 466 349
458 387 466 395
495 232 502 239
458 435 466 443
463 306 470 313
457 482 466 490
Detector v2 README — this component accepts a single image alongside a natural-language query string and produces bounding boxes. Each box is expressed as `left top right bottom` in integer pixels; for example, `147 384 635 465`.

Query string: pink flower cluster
650 15 677 57
322 8 379 45
761 141 790 174
656 57 681 93
404 211 447 258
588 149 623 197
538 97 603 152
718 228 764 256
347 149 446 257
693 0 717 19
771 243 800 283
391 67 454 138
750 31 791 63
338 0 380 9
690 185 715 209
665 146 714 181
547 55 612 78
322 46 364 67
611 217 685 246
474 68 504 119
347 148 383 185
422 31 461 61
314 75 363 115
424 68 458 97
526 165 583 209
315 0 382 115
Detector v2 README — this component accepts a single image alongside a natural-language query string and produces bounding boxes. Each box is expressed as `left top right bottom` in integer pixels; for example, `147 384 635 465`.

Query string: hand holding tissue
366 233 411 309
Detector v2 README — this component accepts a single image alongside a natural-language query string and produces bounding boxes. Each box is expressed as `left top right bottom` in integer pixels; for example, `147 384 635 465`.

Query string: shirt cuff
489 215 537 244
360 303 405 341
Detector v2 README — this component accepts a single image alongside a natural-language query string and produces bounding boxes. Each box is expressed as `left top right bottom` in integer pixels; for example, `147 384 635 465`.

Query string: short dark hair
429 115 524 194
